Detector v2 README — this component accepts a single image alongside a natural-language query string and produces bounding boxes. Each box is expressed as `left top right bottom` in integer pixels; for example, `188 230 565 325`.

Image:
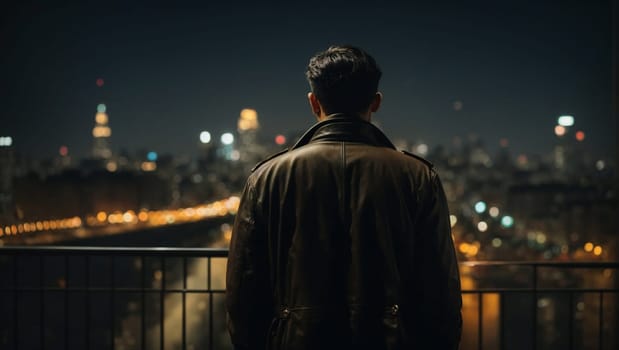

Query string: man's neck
318 111 371 122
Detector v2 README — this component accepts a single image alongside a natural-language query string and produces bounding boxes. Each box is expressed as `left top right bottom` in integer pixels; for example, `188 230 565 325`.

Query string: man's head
306 45 382 120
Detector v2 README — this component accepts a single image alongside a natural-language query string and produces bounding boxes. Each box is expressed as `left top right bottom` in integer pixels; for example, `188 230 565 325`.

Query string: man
226 45 462 350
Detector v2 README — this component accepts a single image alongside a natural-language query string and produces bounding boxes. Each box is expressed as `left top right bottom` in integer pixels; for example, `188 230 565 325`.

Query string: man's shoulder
400 150 434 170
250 147 435 174
251 148 289 173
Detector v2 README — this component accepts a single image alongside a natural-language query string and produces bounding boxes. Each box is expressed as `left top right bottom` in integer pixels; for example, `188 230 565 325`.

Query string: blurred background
0 1 617 349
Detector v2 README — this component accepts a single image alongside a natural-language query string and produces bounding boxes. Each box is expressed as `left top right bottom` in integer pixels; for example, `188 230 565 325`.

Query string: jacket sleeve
226 178 272 350
412 170 462 349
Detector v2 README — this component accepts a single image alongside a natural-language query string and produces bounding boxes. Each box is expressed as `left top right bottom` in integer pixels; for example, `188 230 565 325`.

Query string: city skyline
1 1 616 160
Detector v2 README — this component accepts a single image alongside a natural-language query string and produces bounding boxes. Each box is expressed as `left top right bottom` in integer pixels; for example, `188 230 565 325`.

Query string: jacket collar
291 113 396 150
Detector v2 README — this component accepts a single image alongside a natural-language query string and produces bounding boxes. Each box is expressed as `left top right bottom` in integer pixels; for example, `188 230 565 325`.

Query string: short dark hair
306 45 382 114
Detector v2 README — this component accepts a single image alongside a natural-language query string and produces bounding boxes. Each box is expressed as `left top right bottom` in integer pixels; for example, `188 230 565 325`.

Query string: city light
93 126 111 138
96 78 105 87
238 109 259 131
595 160 605 171
554 125 566 136
501 215 514 228
492 238 502 247
147 151 158 162
275 134 286 145
536 233 547 244
221 133 234 145
593 246 603 256
141 161 157 172
449 215 458 228
477 221 488 232
230 150 240 161
123 211 136 223
97 211 107 222
459 243 469 254
416 143 429 156
59 146 68 156
489 206 500 218
458 242 480 257
575 131 585 142
200 131 211 144
0 136 13 147
474 201 487 214
96 112 108 124
557 115 574 126
106 161 118 172
97 104 107 113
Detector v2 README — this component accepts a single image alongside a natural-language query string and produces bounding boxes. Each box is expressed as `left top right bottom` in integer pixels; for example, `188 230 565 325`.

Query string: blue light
147 151 158 162
474 201 487 214
501 215 514 228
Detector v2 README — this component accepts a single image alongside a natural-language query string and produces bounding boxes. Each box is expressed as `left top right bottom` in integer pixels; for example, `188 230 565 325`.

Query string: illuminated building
236 108 265 171
0 136 14 218
237 108 259 160
92 103 112 159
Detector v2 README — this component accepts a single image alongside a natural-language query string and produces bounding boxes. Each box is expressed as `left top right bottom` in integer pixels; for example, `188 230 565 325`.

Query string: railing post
40 255 45 350
478 292 483 350
160 256 165 350
568 292 573 350
499 291 505 350
532 264 537 350
182 257 187 350
13 254 18 350
64 255 69 349
598 292 603 350
111 255 115 350
86 255 91 350
140 256 146 350
208 257 213 350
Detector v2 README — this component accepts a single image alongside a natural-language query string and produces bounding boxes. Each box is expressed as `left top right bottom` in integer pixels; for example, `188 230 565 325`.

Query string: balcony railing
0 246 617 350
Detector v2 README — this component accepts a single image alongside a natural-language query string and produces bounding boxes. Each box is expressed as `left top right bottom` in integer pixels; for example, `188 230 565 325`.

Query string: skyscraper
236 108 264 172
92 104 112 159
0 136 14 219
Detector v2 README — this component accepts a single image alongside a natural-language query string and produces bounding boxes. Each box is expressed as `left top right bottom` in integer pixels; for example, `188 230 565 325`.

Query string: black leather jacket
226 114 462 350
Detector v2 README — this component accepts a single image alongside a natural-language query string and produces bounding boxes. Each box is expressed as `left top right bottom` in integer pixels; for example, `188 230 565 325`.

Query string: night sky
1 1 615 160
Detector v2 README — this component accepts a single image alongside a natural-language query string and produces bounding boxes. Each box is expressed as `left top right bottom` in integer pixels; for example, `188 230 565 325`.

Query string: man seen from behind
226 45 462 350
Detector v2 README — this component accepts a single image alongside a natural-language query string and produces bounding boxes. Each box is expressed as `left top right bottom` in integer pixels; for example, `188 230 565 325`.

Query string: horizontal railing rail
0 246 617 350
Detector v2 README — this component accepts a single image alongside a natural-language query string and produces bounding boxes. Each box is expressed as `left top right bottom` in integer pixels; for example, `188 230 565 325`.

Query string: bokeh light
275 134 286 145
238 109 259 131
449 215 458 228
492 238 502 248
501 215 514 228
554 125 566 136
221 133 234 145
575 131 585 141
200 131 211 144
0 136 13 147
147 151 158 162
477 221 488 232
557 115 574 126
95 112 108 124
489 206 500 218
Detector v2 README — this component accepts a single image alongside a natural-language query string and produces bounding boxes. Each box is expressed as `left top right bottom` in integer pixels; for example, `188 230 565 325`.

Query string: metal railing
0 246 617 350
459 261 619 350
